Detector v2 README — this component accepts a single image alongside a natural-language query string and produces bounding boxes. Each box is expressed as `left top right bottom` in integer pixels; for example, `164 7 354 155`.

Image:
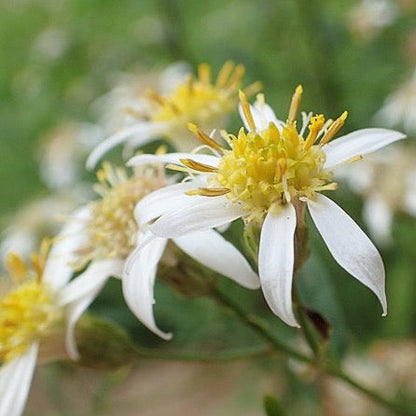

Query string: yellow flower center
79 163 168 265
149 62 260 131
185 87 346 223
0 248 61 362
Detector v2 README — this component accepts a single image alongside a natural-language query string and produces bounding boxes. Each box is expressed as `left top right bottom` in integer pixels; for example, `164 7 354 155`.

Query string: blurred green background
1 0 416 415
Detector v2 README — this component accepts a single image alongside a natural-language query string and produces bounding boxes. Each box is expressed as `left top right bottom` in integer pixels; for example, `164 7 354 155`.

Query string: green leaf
263 394 286 416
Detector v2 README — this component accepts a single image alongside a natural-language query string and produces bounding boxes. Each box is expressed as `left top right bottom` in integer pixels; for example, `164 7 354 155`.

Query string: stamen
314 182 338 191
198 63 211 84
239 90 256 131
242 81 263 98
288 85 303 124
320 111 348 146
180 158 218 173
146 90 166 106
227 65 245 90
188 123 224 152
5 253 27 283
304 114 325 150
186 187 230 197
187 74 194 94
166 164 188 173
216 61 234 87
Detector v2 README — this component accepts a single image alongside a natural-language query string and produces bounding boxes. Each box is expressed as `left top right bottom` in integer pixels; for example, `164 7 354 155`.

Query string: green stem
324 363 416 416
210 284 416 416
135 344 273 362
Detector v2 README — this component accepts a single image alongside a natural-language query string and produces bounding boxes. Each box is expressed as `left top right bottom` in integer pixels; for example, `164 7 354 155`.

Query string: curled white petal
323 128 405 169
122 234 171 339
43 206 92 293
57 258 124 306
307 194 387 315
0 342 39 416
258 205 299 327
173 230 260 289
127 152 220 168
86 123 165 170
134 180 207 226
149 196 244 238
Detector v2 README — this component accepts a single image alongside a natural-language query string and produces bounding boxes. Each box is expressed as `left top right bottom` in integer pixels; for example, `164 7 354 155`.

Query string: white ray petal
57 258 124 306
307 194 387 314
122 235 171 339
134 180 207 226
258 205 299 327
173 230 260 289
323 128 405 169
127 152 220 168
363 195 393 245
43 206 92 292
149 196 245 238
86 122 165 170
0 342 39 416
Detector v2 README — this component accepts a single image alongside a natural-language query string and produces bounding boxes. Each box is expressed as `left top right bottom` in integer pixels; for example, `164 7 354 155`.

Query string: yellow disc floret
0 247 61 362
148 62 261 131
78 163 169 265
186 87 345 223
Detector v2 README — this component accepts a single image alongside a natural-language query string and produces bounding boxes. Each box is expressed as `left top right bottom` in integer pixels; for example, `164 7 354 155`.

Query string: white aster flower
86 61 261 169
336 143 416 245
129 87 405 327
0 235 96 416
375 67 416 134
55 163 258 339
347 0 398 41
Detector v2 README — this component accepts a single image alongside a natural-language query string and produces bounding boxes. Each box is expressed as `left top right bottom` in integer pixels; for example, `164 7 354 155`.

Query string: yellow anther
197 63 211 84
320 111 348 146
242 81 263 98
186 187 230 197
227 64 245 90
305 114 325 149
288 85 303 124
216 61 234 87
187 74 194 94
239 90 256 131
188 123 224 152
166 164 188 173
180 158 218 173
5 253 27 283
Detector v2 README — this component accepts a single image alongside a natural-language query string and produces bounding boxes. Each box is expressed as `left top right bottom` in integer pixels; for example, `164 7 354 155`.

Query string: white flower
129 87 405 327
0 233 97 416
336 143 416 245
54 163 258 340
86 62 261 169
347 0 398 41
375 67 416 134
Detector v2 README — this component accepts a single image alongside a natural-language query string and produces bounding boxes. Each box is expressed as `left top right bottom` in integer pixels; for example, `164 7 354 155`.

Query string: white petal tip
158 331 173 341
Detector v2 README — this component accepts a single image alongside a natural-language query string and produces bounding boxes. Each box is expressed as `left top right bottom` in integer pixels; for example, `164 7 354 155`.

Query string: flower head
0 238 92 416
130 87 405 327
55 162 259 340
86 62 261 169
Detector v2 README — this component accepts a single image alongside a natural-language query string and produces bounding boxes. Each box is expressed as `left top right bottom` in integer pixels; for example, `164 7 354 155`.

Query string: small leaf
263 394 286 416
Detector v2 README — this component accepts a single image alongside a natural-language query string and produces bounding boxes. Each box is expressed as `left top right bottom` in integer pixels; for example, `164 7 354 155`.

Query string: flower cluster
0 62 406 416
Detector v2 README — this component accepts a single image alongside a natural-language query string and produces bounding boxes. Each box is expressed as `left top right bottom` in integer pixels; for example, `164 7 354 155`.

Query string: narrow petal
86 123 163 170
323 128 405 169
307 194 387 314
258 205 299 327
0 343 39 416
363 195 393 245
43 206 92 292
134 180 207 226
127 152 220 168
58 259 124 306
122 235 171 339
173 230 260 289
149 196 244 238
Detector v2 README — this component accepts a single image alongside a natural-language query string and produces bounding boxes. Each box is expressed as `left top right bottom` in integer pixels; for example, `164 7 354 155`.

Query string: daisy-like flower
129 87 405 327
0 234 97 416
375 67 416 134
86 61 261 169
57 162 258 339
337 143 416 245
